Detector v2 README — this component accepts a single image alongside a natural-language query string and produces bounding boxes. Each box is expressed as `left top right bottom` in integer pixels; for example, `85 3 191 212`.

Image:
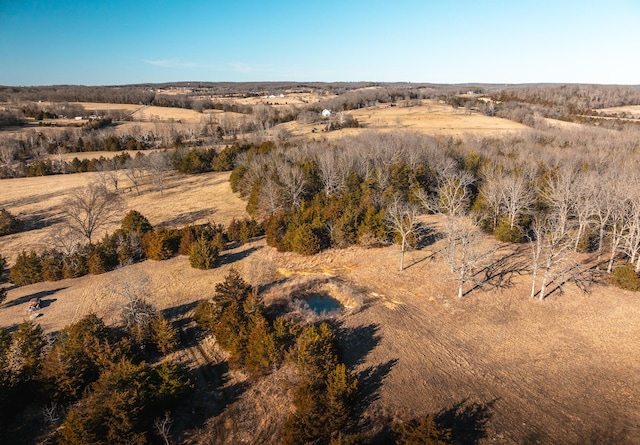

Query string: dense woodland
2 82 640 443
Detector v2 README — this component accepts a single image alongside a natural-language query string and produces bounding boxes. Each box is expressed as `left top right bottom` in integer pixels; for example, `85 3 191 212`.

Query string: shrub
8 320 45 382
40 314 116 402
57 359 149 445
41 249 65 281
193 300 218 331
143 228 179 261
610 262 640 291
227 217 262 243
178 225 201 255
229 165 247 192
292 223 322 256
0 209 22 236
9 251 43 286
62 252 89 279
150 315 179 354
189 236 220 270
87 244 117 275
149 362 194 407
0 253 6 273
288 323 339 383
265 212 290 251
211 144 239 171
494 218 523 243
245 317 278 376
120 210 153 236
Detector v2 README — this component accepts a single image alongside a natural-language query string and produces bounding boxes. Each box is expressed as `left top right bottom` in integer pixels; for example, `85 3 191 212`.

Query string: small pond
298 293 343 315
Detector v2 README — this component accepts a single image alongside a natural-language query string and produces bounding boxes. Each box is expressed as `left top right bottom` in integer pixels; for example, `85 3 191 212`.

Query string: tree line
6 204 262 287
230 127 640 298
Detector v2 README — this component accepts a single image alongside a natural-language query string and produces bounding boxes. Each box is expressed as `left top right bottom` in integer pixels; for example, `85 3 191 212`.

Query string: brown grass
276 100 528 139
597 105 640 118
2 221 639 443
0 171 246 264
132 105 212 123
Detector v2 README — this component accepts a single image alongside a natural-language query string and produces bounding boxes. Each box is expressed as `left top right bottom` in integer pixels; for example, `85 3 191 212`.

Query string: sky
1 0 639 86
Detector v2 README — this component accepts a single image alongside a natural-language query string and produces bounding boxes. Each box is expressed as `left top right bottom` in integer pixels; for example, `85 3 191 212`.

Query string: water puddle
298 293 343 315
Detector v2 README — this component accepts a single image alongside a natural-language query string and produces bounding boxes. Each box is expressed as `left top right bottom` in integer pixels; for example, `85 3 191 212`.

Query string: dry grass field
0 171 246 264
597 105 640 118
1 213 639 444
276 100 528 139
2 97 639 444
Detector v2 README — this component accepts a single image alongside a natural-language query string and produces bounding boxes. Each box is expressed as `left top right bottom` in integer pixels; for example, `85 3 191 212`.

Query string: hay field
76 102 143 114
277 100 528 139
131 105 213 123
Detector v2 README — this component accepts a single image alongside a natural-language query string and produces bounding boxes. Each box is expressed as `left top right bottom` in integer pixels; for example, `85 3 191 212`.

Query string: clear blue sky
1 0 639 86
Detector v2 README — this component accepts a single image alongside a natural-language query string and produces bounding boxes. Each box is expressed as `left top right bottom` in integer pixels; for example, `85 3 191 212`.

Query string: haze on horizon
1 0 639 86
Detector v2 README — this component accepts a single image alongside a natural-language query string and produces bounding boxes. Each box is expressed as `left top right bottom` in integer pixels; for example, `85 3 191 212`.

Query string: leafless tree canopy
63 183 123 244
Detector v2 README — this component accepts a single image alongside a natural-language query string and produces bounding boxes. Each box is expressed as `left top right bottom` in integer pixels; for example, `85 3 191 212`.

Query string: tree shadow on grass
357 358 398 407
175 360 248 432
463 247 529 297
435 398 496 445
19 209 66 233
336 322 382 367
219 245 262 266
160 209 216 227
2 287 67 308
160 300 200 322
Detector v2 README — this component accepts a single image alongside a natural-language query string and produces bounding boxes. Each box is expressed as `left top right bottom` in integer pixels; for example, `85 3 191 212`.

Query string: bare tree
259 176 284 216
0 137 19 177
607 199 631 273
477 167 504 230
154 411 173 445
501 171 534 230
538 168 577 236
449 218 494 298
572 172 597 251
385 196 422 271
317 148 348 198
96 157 122 191
621 191 640 272
529 213 573 300
124 155 147 195
42 402 60 426
145 151 172 196
51 226 85 257
278 162 306 209
417 170 474 272
63 184 122 244
110 273 157 346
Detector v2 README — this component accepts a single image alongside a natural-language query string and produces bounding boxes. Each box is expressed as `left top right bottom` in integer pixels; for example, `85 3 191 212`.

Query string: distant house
322 109 331 118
